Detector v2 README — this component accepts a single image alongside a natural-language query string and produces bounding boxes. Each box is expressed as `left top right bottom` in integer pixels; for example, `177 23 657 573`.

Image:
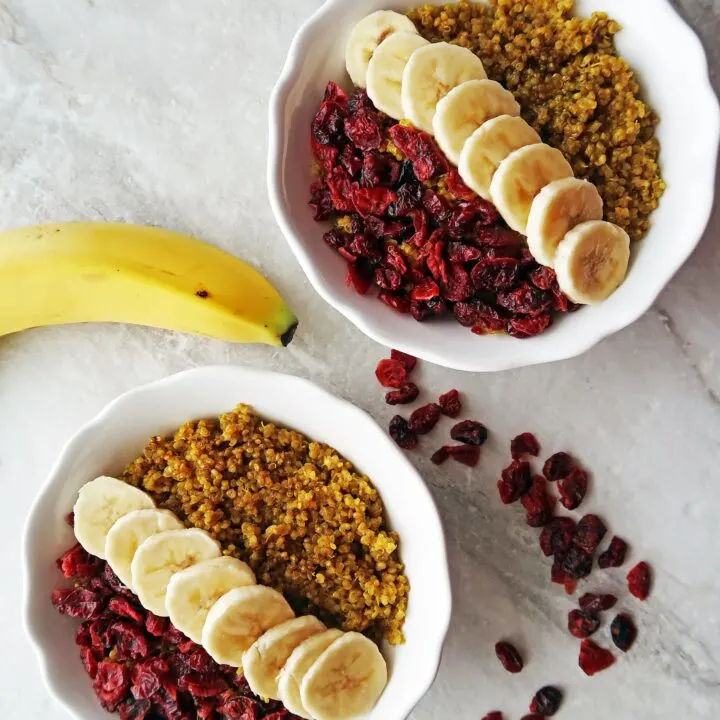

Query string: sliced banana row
345 10 631 304
72 476 387 720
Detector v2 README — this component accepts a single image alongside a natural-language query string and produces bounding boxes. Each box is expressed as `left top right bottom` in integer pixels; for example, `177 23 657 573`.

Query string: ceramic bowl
23 365 451 720
268 0 720 371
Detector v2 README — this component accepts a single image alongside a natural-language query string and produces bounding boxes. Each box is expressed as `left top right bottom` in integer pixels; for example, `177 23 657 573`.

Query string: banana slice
490 143 573 235
459 115 541 200
165 556 256 643
527 177 604 267
201 585 295 667
554 220 630 304
279 629 344 719
401 42 487 134
105 508 183 589
345 10 418 88
366 32 429 120
243 616 326 701
433 79 520 166
130 528 221 616
73 476 155 559
301 632 388 720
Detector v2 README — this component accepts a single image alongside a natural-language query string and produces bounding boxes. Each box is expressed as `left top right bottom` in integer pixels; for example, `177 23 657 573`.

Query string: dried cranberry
347 88 370 112
442 264 474 302
352 185 398 217
627 561 652 600
450 420 488 446
425 237 449 285
542 452 574 481
561 546 593 579
361 151 400 187
598 536 628 569
57 543 101 579
521 715 545 720
443 444 481 467
388 124 447 181
346 261 373 295
93 661 130 712
539 517 576 557
521 475 554 527
579 639 615 676
390 349 417 373
308 182 335 221
178 672 229 698
498 460 532 504
430 447 449 465
79 646 99 679
408 403 441 435
410 297 446 321
445 168 476 201
374 267 402 291
577 596 617 619
324 81 348 106
495 641 523 673
568 609 601 638
389 415 418 450
529 265 557 290
507 313 552 338
481 714 504 720
217 695 263 719
130 662 163 701
384 244 409 275
574 514 607 555
530 686 563 716
311 102 344 147
423 189 452 223
551 558 570 586
438 389 462 418
511 432 540 459
390 182 424 217
385 383 419 405
471 258 520 291
65 511 75 526
411 278 441 301
377 290 411 313
558 467 589 510
447 241 482 263
51 587 107 620
108 597 145 624
145 612 168 637
375 358 408 388
344 107 383 150
610 613 637 652
497 284 551 316
106 620 150 661
364 214 402 238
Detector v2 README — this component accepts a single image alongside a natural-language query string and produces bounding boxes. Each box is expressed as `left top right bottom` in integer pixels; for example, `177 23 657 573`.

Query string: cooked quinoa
408 0 665 241
122 405 409 645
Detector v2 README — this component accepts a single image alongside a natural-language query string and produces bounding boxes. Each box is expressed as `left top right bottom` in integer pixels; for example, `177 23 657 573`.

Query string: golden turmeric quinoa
122 404 409 645
408 0 665 241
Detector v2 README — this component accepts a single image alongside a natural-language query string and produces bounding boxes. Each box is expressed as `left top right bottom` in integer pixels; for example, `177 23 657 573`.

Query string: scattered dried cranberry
375 358 408 388
430 447 449 465
521 715 545 720
610 613 637 652
408 403 441 435
521 475 554 527
530 686 563 716
579 593 618 613
450 420 488 446
558 467 589 510
561 545 593 579
579 639 616 676
529 266 557 291
495 641 523 673
94 661 130 712
542 451 574 481
568 609 601 638
389 415 418 450
498 460 532 504
438 389 462 417
627 561 652 600
385 383 419 405
481 713 504 720
390 349 417 373
539 517 576 557
444 444 481 467
574 514 607 555
511 432 540 459
598 536 628 568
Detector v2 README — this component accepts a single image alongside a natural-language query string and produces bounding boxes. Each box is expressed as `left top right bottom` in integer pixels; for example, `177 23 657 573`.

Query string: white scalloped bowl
23 366 451 720
268 0 719 372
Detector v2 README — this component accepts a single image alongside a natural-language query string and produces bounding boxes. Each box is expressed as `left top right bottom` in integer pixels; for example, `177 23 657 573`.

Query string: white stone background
0 0 718 718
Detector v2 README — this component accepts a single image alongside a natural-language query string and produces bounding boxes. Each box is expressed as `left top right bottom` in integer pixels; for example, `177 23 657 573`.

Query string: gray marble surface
1 0 718 718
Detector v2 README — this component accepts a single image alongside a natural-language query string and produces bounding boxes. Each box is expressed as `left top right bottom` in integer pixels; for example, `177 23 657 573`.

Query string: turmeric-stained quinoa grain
408 0 665 241
122 405 409 645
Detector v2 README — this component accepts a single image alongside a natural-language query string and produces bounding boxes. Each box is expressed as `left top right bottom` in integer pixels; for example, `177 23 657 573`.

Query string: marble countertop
1 0 718 717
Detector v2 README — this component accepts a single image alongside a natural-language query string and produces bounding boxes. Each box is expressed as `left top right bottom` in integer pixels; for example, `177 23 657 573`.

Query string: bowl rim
22 365 452 720
267 0 720 372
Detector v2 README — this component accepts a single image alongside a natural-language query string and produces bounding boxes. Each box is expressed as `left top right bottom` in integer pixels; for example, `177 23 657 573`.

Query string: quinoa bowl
268 0 720 371
23 366 451 720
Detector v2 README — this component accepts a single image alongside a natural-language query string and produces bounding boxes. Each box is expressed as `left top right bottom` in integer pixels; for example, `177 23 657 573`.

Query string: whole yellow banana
0 222 297 346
